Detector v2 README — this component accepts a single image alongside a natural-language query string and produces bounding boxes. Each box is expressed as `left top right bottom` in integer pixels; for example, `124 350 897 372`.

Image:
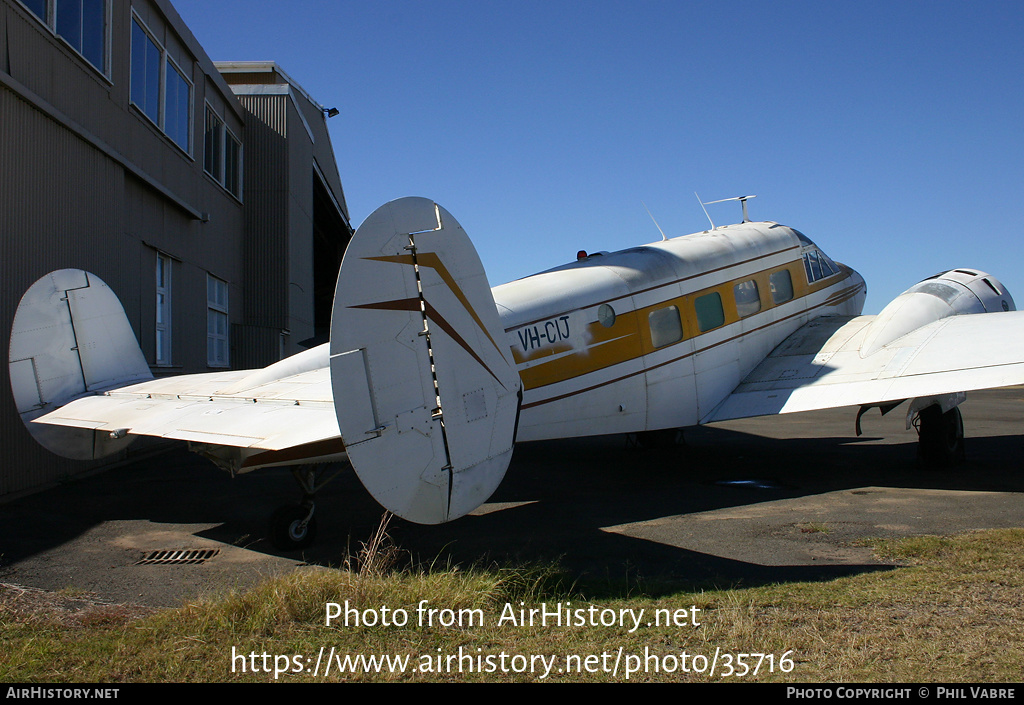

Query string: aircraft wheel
636 429 683 449
269 504 318 551
916 405 965 469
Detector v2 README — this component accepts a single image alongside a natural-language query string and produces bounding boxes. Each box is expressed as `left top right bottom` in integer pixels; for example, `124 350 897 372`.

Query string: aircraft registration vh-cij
9 196 1024 549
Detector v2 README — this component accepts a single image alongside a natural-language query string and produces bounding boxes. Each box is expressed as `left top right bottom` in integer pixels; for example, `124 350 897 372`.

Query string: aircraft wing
706 311 1024 422
34 366 339 451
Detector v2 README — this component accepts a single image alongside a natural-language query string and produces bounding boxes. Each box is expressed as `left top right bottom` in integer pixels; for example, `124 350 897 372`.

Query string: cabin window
695 292 725 332
734 280 761 317
770 269 794 304
649 306 683 348
597 304 616 328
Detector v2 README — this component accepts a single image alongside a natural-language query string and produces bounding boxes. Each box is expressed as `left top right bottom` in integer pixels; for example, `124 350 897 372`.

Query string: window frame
204 102 243 200
130 11 193 155
155 253 172 366
802 249 840 285
164 54 193 152
206 274 230 368
17 0 110 77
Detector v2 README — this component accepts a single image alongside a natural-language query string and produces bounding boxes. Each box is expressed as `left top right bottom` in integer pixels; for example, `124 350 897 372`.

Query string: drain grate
136 549 220 565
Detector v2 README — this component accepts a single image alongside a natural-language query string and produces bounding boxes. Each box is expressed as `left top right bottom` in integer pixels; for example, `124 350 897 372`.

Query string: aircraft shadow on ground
2 421 1022 598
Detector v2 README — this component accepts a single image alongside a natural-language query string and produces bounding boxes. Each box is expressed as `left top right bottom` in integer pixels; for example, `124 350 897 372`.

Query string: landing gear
269 503 317 551
628 428 686 449
915 405 965 468
267 463 345 551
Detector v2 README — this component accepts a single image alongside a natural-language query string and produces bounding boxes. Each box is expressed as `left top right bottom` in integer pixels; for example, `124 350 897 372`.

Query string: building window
156 253 172 365
224 131 241 197
130 18 159 123
204 108 222 177
207 275 229 367
204 104 242 199
165 60 191 151
19 0 107 74
130 14 192 152
21 0 47 20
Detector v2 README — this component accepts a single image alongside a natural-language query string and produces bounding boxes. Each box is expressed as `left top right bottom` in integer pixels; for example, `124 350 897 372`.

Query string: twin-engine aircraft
10 197 1024 549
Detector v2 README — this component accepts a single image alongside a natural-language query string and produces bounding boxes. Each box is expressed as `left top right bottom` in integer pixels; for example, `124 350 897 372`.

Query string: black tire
269 504 318 551
636 429 682 449
917 405 965 469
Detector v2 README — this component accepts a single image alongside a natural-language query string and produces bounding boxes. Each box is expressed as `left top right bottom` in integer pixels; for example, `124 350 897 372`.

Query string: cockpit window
803 249 839 284
792 229 815 249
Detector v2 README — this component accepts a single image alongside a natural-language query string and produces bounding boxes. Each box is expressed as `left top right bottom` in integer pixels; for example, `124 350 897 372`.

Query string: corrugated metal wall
1 85 132 495
1 5 352 499
233 93 290 369
1 0 247 498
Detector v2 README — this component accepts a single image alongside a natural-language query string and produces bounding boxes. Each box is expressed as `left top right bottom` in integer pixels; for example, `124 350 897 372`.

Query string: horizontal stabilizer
35 367 339 452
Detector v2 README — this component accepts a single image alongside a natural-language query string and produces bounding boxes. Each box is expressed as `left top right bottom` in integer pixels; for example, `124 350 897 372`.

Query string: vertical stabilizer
330 198 521 524
9 269 152 459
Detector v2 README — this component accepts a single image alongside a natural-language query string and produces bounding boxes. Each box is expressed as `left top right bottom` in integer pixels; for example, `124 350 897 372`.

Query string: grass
3 522 1024 682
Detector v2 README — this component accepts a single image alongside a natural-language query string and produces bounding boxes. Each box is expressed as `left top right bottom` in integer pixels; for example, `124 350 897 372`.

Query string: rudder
9 269 152 459
329 198 521 524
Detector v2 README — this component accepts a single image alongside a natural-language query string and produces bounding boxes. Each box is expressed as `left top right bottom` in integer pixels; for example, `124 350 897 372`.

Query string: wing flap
708 311 1024 422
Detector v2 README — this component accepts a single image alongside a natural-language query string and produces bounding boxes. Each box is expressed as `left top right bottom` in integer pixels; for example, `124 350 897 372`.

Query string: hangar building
0 0 353 497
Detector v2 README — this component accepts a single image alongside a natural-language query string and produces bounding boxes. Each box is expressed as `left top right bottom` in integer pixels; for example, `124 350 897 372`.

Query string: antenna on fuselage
702 194 757 224
695 192 715 230
642 201 669 241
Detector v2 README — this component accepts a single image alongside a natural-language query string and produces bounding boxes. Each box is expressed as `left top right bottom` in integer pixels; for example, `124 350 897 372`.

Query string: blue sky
174 0 1024 313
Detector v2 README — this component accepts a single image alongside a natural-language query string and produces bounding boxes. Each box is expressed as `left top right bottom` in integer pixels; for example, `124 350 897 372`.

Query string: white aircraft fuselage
218 219 864 465
494 221 865 442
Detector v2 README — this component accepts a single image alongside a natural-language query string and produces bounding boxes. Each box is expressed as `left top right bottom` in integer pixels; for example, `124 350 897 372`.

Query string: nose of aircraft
846 265 868 313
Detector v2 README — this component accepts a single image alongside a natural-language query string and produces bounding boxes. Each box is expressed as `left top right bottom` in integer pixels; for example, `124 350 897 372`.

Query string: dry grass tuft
4 527 1024 682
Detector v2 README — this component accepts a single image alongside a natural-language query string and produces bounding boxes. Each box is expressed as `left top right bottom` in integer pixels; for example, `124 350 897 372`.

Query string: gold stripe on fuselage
509 256 862 395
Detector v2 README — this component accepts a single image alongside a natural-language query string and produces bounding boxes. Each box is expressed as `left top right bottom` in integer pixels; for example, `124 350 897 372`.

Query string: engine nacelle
860 269 1015 357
